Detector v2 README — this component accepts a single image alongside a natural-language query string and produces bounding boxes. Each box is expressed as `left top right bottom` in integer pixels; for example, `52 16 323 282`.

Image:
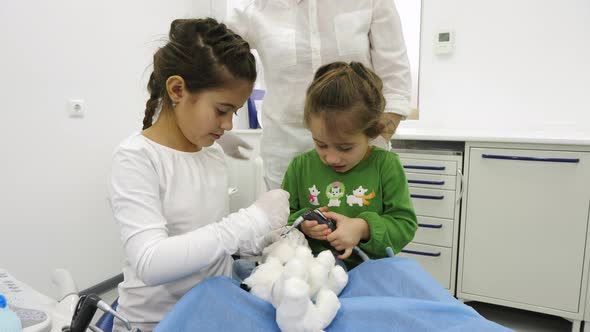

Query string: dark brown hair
304 61 385 138
142 18 256 130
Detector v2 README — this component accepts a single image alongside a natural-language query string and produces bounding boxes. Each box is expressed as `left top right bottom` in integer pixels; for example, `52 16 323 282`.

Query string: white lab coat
227 0 411 189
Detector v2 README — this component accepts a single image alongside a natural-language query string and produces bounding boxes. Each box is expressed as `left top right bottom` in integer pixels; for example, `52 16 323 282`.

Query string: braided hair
142 18 256 130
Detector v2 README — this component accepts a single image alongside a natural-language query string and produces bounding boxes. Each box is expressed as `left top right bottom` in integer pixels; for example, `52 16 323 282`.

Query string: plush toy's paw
326 265 348 296
277 280 340 332
314 288 341 328
308 262 330 300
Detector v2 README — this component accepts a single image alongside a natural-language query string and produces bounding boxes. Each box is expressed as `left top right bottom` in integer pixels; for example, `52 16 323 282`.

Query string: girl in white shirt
108 18 290 332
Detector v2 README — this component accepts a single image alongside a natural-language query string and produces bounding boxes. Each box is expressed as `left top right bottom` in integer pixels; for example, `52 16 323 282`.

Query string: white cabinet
394 149 463 294
457 142 590 328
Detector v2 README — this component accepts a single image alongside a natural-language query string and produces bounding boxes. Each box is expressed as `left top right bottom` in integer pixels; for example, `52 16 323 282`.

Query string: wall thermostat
435 30 454 54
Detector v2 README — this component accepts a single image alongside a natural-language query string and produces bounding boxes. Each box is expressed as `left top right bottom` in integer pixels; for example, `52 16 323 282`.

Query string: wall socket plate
68 99 85 118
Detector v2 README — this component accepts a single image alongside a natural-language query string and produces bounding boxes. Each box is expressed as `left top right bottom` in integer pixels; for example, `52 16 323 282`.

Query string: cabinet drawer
406 172 456 191
400 158 457 176
461 147 590 313
414 216 453 247
398 243 452 289
410 187 455 219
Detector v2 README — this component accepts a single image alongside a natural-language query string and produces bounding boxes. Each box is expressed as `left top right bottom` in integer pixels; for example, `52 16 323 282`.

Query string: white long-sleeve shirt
227 0 412 188
109 133 269 332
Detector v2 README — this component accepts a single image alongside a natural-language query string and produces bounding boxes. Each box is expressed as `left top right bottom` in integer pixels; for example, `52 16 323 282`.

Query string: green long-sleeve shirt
281 147 417 268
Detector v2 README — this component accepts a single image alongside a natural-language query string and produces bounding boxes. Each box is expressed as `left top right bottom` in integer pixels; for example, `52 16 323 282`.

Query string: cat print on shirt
346 185 376 207
308 185 320 206
326 182 345 207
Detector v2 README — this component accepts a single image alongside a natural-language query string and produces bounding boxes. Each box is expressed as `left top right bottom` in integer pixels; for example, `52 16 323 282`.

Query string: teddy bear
242 229 348 332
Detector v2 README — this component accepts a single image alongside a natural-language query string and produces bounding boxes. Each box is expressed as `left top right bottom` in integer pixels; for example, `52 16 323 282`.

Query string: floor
466 302 575 332
96 287 577 331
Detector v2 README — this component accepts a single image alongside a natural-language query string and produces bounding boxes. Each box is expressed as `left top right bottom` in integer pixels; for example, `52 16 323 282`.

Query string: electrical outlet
68 99 85 118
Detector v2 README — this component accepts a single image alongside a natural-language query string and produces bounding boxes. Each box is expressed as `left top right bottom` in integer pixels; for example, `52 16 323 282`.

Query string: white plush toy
243 229 348 332
275 278 341 332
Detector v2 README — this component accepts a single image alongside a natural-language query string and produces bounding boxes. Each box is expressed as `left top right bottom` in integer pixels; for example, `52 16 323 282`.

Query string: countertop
233 126 590 146
394 127 590 146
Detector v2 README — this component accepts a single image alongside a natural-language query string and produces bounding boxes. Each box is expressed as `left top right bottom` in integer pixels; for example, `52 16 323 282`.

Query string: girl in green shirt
282 62 418 269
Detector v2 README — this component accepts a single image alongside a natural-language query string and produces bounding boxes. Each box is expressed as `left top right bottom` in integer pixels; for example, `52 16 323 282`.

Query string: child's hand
323 211 370 259
299 207 332 240
300 219 332 240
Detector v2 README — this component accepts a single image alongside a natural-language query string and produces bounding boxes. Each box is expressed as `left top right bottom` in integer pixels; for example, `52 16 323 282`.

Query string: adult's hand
380 113 402 142
217 132 253 160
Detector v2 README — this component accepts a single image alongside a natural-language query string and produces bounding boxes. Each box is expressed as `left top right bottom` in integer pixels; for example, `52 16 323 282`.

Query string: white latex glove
237 228 284 256
253 189 290 230
370 135 391 150
217 131 253 160
237 190 289 256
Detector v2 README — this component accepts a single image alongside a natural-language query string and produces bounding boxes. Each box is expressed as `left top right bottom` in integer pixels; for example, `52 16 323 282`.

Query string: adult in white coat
108 18 289 332
227 0 412 189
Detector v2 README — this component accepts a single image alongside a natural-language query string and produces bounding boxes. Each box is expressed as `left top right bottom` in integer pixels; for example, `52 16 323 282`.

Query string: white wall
217 0 590 134
0 0 211 298
414 0 590 132
394 0 421 112
1 0 588 298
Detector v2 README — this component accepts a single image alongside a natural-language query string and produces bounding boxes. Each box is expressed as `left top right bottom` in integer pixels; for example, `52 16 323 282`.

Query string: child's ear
367 121 386 140
165 75 185 103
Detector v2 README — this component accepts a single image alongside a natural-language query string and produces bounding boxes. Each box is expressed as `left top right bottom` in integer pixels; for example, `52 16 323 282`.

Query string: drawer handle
408 179 445 186
482 154 580 163
404 165 446 171
401 249 441 257
418 223 443 229
411 194 444 200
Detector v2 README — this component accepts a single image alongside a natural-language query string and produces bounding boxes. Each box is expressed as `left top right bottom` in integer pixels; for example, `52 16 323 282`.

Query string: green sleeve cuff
356 212 389 257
